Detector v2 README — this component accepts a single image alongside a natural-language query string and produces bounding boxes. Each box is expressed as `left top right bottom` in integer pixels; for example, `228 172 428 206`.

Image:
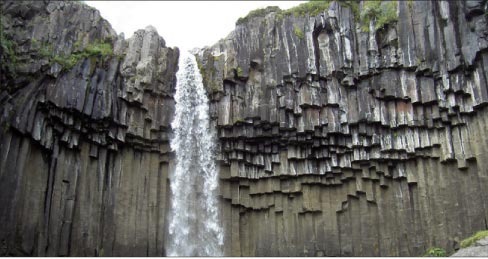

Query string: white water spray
167 51 224 256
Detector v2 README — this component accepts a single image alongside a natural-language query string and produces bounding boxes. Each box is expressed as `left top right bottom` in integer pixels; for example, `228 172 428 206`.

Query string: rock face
197 0 488 256
1 0 488 257
0 1 178 256
451 237 488 257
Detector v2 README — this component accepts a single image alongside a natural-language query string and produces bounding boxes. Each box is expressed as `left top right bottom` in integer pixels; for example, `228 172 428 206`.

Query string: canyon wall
0 1 178 256
197 0 488 256
1 0 488 256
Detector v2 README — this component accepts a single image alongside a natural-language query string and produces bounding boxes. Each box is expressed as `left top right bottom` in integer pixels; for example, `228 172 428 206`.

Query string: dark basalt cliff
0 1 178 256
199 0 488 256
1 0 488 257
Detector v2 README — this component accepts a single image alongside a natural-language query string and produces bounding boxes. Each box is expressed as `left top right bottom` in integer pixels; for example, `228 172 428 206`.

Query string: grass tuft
423 247 446 257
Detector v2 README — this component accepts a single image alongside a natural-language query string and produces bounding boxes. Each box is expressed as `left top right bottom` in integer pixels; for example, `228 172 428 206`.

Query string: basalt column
197 0 488 256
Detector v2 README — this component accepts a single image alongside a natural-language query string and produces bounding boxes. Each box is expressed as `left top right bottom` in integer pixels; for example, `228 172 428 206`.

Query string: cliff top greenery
360 0 398 32
236 6 282 25
236 1 359 25
236 0 398 32
286 0 361 17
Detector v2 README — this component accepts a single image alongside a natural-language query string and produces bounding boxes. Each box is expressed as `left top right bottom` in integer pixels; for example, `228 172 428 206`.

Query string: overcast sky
85 1 306 51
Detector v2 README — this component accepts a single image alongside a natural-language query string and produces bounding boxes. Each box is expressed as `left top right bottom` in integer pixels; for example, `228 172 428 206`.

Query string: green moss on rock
293 25 304 40
1 23 18 70
236 66 244 77
85 41 113 57
50 40 114 70
460 230 488 248
233 117 245 124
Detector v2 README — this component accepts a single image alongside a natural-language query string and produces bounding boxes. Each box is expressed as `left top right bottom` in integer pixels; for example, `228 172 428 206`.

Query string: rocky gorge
1 0 488 256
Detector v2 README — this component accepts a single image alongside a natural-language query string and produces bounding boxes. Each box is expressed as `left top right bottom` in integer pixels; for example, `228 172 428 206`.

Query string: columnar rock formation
196 0 488 256
1 0 488 257
0 1 178 256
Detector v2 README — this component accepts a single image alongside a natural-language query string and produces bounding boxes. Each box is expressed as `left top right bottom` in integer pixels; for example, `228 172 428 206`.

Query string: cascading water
167 51 224 256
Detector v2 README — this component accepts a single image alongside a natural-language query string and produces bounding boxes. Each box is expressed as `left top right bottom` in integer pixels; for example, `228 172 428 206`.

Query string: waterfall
167 51 224 256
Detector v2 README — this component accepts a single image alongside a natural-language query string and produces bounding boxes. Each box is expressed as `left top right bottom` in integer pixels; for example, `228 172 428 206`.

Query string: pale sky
85 1 306 51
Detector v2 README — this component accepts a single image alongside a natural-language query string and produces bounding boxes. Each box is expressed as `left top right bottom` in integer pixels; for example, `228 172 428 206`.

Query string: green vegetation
282 0 333 17
39 43 53 58
1 34 17 64
421 230 488 257
210 84 220 92
342 0 360 21
460 230 488 248
42 40 113 70
234 117 245 124
73 37 84 50
423 247 447 257
2 122 10 133
236 66 244 77
195 55 221 93
236 6 281 25
293 25 304 40
284 0 360 18
360 1 380 31
52 54 80 69
238 1 360 25
407 0 413 11
84 41 113 57
1 18 18 72
360 0 398 32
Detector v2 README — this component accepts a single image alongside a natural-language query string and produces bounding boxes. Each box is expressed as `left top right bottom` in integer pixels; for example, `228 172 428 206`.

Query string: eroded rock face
197 0 488 256
0 1 178 256
1 0 488 257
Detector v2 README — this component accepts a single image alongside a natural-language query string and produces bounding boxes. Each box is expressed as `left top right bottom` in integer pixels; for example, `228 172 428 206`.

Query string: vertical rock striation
196 0 488 256
1 0 488 257
0 1 178 256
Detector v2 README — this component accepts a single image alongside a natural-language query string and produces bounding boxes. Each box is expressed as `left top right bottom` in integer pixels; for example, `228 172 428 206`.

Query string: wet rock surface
0 1 178 256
